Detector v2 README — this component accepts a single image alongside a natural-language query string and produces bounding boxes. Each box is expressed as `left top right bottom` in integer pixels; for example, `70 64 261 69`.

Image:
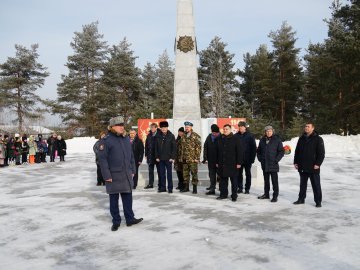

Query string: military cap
184 121 193 127
109 116 125 127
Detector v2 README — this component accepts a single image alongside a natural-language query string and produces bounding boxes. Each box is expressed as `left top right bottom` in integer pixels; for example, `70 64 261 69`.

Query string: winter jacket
21 141 29 154
181 131 201 163
28 138 37 155
155 130 176 161
257 135 284 172
203 133 220 166
216 133 244 177
57 139 67 156
234 131 256 165
98 131 136 194
47 137 57 156
145 128 161 164
294 131 325 174
130 136 144 164
93 140 102 163
0 141 5 160
174 136 183 171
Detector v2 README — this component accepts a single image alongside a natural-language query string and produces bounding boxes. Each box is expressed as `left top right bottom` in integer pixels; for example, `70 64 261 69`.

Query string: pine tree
268 22 303 132
100 38 142 128
56 22 108 136
139 62 157 118
304 0 360 135
0 44 49 132
151 51 174 119
252 45 277 118
198 36 238 118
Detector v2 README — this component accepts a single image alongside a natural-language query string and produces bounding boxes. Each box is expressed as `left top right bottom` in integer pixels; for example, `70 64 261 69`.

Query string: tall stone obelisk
173 0 202 134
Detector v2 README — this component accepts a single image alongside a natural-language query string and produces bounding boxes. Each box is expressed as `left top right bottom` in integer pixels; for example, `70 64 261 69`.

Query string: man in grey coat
98 116 143 231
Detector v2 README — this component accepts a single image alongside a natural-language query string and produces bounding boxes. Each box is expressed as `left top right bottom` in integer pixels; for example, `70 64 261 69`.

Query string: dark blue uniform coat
98 132 136 194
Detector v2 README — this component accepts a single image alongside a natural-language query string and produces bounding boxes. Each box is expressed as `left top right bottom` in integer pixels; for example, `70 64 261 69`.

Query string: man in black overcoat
293 122 325 207
216 124 244 202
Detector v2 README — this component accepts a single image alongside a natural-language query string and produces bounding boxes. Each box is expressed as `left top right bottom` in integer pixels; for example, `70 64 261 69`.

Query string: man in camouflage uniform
180 121 201 194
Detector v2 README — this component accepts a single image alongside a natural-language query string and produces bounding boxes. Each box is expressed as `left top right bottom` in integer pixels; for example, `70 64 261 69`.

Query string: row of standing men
94 117 325 231
140 120 325 206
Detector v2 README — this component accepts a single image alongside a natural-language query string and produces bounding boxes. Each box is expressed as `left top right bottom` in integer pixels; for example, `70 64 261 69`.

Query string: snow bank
65 135 360 157
284 134 360 158
66 136 97 154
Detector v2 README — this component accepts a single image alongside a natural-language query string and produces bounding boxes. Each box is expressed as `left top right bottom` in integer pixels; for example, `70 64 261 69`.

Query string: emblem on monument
177 36 194 53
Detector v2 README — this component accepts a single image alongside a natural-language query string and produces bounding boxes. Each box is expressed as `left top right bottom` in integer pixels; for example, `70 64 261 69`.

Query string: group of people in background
0 133 67 167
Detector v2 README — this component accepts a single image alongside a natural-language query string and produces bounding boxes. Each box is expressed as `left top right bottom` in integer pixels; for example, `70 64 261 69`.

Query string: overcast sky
0 0 335 124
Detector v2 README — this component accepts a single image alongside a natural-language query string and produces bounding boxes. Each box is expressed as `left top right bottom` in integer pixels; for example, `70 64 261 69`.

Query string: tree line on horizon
0 0 359 139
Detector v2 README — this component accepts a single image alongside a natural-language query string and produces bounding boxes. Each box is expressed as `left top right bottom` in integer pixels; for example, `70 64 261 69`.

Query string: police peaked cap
159 121 169 128
184 121 193 127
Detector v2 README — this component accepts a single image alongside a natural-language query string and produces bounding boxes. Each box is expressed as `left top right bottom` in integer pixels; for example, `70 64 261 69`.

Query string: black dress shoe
157 189 166 193
206 187 211 190
271 198 278 203
258 194 270 199
293 199 305 205
175 186 180 190
126 218 143 227
316 203 322 208
111 224 120 231
144 185 153 189
168 190 173 193
96 183 101 186
205 190 215 195
237 189 243 194
216 196 227 200
244 190 250 194
231 197 237 202
180 188 190 193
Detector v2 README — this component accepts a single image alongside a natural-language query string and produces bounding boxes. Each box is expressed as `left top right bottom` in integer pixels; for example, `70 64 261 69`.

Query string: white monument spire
173 0 202 133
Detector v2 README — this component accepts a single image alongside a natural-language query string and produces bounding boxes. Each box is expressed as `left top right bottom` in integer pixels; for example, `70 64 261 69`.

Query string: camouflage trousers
183 163 199 185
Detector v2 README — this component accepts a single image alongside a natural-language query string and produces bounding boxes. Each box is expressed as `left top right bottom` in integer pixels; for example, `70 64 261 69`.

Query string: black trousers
109 193 134 225
148 162 160 187
263 172 279 198
133 163 140 188
219 175 238 199
298 172 322 204
176 169 184 189
22 153 28 163
208 164 217 191
238 164 252 191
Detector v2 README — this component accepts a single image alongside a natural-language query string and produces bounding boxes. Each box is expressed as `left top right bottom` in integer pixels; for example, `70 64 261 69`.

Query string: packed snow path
0 153 359 270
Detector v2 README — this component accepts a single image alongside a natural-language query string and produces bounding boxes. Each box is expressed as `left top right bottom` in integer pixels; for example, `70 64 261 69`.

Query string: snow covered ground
0 135 359 270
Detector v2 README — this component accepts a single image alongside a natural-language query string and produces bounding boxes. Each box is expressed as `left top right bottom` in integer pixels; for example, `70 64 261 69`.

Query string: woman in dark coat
93 131 106 186
56 135 67 162
257 126 284 202
216 124 244 201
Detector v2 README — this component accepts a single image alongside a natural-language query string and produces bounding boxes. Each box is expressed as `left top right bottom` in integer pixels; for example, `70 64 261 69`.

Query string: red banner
216 118 246 133
137 119 166 144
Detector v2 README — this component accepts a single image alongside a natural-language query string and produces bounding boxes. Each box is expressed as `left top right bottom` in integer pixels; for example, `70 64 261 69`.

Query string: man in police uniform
98 116 143 231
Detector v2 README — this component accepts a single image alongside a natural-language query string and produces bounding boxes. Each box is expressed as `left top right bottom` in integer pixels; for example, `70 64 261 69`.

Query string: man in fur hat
98 116 143 231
